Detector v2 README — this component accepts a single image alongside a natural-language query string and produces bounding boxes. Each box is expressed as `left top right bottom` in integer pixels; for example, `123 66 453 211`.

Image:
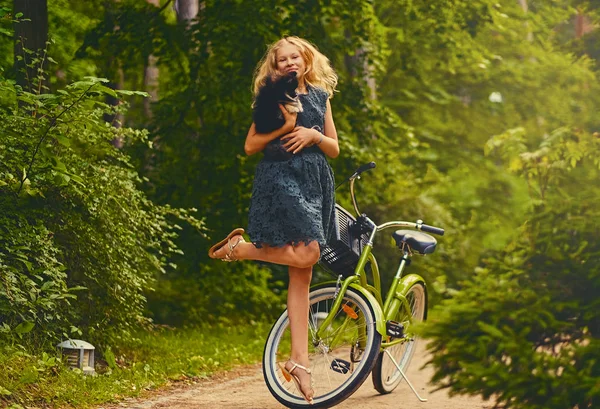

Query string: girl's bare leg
212 235 320 268
286 265 314 401
211 236 317 400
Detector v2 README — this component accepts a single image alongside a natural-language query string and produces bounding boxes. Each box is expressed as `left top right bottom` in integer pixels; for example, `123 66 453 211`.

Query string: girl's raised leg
211 234 320 268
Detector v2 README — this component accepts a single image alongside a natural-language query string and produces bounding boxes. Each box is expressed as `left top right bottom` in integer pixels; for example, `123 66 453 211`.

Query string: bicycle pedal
386 320 404 338
330 358 351 374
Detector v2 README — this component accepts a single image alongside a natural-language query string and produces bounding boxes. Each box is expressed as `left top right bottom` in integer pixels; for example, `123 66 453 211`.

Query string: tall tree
144 0 160 118
13 0 48 91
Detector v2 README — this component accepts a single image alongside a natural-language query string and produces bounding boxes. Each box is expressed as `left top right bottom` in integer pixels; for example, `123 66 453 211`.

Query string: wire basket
319 204 370 277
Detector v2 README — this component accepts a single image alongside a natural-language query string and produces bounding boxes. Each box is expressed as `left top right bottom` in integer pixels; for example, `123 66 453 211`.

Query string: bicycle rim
263 285 382 408
373 282 426 394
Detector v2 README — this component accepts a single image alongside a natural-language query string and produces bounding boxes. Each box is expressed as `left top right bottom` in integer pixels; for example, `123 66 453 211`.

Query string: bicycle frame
264 162 442 408
314 175 429 346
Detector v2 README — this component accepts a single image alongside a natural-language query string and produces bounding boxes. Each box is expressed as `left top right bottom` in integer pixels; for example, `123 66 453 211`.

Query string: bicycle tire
372 281 427 394
263 285 382 408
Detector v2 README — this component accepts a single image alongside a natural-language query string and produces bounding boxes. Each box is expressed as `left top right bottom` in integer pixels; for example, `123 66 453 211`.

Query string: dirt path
102 345 492 409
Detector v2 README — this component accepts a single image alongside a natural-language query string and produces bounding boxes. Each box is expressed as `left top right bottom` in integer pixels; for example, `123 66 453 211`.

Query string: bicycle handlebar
354 161 376 177
419 222 445 236
341 160 446 237
376 220 444 236
336 161 377 191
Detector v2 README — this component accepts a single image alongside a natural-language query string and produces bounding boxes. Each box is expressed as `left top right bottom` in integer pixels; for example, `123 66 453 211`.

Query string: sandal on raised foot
208 228 244 260
223 236 244 262
279 359 314 404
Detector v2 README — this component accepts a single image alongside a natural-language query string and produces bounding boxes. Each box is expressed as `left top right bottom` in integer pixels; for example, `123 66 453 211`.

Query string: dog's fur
252 72 303 134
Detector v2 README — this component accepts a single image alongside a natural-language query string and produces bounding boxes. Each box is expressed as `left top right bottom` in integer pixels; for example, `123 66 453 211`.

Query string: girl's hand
281 126 320 154
279 104 297 133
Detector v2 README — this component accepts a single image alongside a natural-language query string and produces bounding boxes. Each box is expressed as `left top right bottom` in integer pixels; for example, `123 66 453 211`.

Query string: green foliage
423 128 600 408
0 71 204 345
3 1 600 406
73 0 398 321
0 323 268 408
147 263 285 326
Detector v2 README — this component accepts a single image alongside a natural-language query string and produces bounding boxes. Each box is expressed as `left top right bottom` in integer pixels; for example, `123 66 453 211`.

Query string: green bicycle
263 162 445 408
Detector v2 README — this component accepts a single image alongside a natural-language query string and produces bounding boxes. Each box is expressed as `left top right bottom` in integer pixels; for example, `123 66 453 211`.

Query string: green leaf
477 321 504 339
83 76 109 83
103 346 117 370
55 134 71 147
66 173 84 185
116 89 149 97
14 321 35 334
41 281 54 291
19 367 38 384
96 85 118 98
53 173 69 186
16 257 33 271
52 159 67 172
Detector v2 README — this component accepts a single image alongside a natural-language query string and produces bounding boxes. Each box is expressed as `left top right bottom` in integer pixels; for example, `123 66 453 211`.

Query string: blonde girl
209 36 339 404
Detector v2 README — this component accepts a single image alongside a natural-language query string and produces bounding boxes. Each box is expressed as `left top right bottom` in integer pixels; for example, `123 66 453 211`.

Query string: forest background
0 0 598 408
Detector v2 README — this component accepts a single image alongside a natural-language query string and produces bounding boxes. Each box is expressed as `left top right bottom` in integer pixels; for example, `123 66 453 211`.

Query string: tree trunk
575 8 594 39
517 0 533 42
175 0 198 23
344 29 377 139
144 0 161 118
101 1 125 147
13 0 48 92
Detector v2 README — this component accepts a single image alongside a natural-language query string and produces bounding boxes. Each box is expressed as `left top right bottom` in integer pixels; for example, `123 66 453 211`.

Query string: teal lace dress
247 85 335 249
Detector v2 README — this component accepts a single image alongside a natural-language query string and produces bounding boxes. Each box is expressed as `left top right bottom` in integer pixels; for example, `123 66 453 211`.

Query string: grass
0 323 270 408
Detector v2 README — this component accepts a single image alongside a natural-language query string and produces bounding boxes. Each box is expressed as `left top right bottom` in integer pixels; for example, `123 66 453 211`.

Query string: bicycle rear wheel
263 285 382 408
372 281 427 394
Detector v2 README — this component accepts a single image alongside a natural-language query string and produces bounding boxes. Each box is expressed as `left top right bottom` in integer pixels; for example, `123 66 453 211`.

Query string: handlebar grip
420 224 445 236
356 161 376 175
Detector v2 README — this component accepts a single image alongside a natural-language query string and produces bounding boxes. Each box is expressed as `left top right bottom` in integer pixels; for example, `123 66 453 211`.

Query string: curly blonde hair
252 36 338 100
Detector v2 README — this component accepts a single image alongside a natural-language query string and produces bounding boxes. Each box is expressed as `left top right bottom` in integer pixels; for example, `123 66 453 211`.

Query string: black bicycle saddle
392 230 437 254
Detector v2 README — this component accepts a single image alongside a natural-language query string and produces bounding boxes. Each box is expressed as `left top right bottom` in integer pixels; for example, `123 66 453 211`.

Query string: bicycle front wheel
263 285 382 409
372 281 427 394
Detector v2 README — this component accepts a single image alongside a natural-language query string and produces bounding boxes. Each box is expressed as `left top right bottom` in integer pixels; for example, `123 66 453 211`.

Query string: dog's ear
265 75 277 87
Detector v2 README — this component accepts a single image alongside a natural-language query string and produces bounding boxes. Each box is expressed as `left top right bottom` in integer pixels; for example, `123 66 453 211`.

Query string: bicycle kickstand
384 349 428 402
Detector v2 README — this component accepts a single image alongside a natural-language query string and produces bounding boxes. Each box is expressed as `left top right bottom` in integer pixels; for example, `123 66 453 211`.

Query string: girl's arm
244 105 297 156
317 99 340 158
282 99 340 158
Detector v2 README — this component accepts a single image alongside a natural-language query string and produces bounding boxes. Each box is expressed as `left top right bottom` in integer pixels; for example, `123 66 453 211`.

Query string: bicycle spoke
320 324 367 348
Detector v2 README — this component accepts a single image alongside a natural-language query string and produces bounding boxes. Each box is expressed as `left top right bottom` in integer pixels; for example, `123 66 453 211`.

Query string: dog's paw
285 101 303 113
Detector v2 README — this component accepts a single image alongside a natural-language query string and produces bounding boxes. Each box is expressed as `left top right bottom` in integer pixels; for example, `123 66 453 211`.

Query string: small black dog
252 72 303 134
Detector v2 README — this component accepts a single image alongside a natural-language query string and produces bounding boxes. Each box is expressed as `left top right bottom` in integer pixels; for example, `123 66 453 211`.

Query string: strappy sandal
279 359 314 404
223 236 244 262
208 228 244 260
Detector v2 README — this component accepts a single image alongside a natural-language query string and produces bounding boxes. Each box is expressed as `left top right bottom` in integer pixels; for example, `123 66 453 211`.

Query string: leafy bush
147 263 285 326
423 128 600 409
0 74 204 346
